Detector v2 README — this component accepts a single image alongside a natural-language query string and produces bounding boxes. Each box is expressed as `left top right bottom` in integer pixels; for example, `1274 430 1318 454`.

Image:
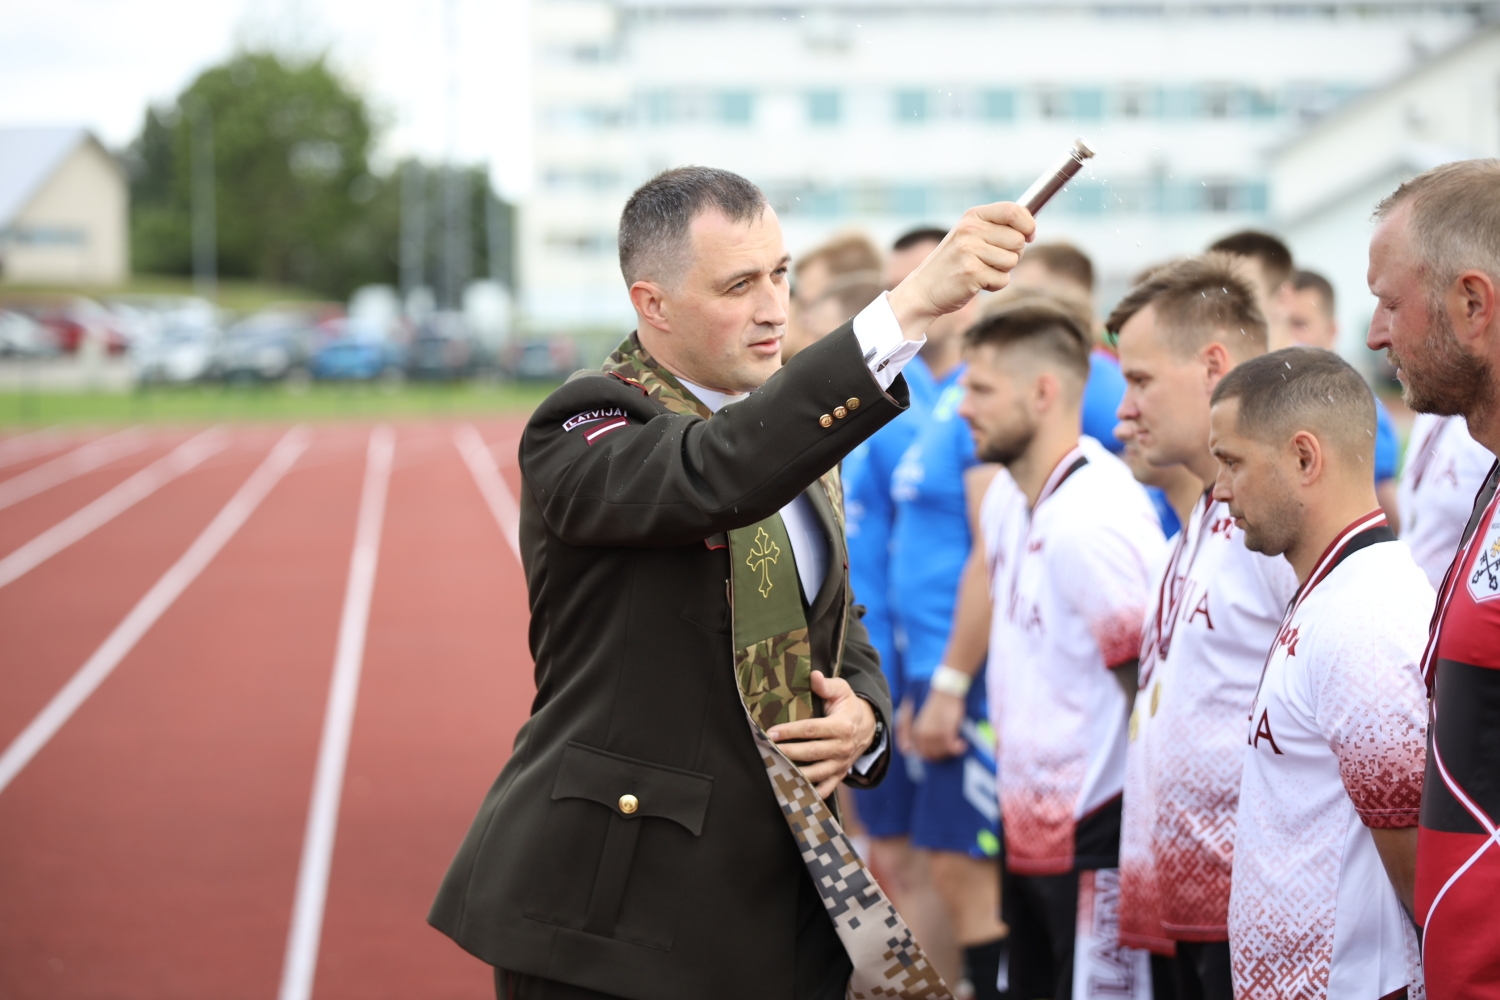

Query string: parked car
405 314 479 381
7 297 129 354
134 322 221 384
219 312 316 382
500 336 579 381
0 310 56 356
309 320 402 381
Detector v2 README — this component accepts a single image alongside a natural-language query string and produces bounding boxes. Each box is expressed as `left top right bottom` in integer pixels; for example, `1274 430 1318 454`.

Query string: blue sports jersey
889 375 976 684
1085 349 1127 454
1147 487 1182 538
888 353 1131 684
844 357 942 704
1375 398 1398 482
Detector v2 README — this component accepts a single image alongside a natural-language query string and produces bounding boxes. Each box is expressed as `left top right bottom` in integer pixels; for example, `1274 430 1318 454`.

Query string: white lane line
0 427 148 512
454 423 521 564
0 427 310 797
0 427 230 590
277 425 394 1000
0 426 67 471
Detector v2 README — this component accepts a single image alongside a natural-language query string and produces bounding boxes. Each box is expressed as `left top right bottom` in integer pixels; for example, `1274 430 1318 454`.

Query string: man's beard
1389 300 1493 416
976 418 1037 466
1235 471 1301 559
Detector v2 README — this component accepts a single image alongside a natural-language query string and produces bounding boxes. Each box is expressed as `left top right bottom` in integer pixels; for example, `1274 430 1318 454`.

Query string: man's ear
630 280 671 334
1448 270 1499 350
1033 371 1060 414
1200 341 1233 391
1291 430 1323 485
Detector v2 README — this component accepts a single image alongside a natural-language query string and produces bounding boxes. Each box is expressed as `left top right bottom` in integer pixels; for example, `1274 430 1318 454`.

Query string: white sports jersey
1397 413 1495 589
1119 492 1300 941
1229 512 1432 1000
983 437 1165 874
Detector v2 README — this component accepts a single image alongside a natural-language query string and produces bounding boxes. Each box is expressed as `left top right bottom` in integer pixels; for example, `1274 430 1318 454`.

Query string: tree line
125 51 514 301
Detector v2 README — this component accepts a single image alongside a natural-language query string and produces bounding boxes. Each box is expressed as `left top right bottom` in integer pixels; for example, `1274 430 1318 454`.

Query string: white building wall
3 139 128 286
528 1 1487 332
1272 26 1500 357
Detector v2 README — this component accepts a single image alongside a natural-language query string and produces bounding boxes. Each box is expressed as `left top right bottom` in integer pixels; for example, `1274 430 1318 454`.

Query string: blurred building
1273 23 1500 354
0 127 129 287
525 0 1495 330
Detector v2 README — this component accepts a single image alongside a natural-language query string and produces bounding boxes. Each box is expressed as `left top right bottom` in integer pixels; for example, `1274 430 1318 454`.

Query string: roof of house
0 126 95 227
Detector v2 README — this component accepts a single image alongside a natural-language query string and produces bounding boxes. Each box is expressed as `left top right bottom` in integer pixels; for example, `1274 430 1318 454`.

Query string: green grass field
0 379 560 426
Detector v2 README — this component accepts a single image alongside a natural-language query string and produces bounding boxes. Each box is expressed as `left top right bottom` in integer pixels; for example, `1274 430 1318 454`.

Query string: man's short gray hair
618 166 769 287
1375 158 1500 294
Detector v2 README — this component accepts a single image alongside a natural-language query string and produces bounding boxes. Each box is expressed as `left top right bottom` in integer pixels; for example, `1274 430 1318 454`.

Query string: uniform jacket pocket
524 742 713 950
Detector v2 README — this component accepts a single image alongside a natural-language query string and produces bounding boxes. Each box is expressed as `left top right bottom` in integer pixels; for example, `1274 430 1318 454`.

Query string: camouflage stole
602 335 954 1000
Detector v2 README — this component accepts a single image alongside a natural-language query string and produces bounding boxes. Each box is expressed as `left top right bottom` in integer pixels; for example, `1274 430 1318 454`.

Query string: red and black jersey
1416 459 1500 997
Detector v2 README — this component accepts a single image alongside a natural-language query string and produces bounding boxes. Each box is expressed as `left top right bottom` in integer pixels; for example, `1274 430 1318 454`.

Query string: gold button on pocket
846 397 860 410
618 793 639 815
833 406 848 420
818 414 833 428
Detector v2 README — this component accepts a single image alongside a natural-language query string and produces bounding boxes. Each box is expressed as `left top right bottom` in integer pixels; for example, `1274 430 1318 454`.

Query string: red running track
0 421 535 1000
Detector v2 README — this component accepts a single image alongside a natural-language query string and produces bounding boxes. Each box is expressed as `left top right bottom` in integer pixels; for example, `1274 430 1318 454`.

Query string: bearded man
1365 157 1500 999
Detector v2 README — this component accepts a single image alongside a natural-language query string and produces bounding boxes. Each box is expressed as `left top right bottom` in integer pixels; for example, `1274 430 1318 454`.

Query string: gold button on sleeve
846 397 860 410
818 414 833 428
619 794 639 815
833 406 848 420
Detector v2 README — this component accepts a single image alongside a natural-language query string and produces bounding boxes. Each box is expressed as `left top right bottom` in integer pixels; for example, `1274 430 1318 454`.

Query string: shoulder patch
563 406 626 432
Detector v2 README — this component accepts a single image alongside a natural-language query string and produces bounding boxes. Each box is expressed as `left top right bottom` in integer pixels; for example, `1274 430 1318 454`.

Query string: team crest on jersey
1467 512 1500 603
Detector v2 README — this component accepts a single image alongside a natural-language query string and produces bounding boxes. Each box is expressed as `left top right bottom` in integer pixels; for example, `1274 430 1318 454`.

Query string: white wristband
930 664 972 698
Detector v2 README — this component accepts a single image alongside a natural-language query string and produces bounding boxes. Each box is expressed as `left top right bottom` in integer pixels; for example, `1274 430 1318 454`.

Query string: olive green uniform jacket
429 325 907 999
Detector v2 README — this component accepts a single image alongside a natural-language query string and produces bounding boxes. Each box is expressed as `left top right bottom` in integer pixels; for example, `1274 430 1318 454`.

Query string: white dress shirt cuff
852 292 924 391
851 714 889 777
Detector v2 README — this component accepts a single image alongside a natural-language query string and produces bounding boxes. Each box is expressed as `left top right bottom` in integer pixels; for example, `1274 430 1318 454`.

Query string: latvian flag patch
563 406 629 444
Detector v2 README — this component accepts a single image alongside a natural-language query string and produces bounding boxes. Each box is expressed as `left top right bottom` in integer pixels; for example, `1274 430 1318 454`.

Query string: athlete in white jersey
1397 413 1496 588
959 297 1164 1000
1109 256 1295 999
1210 349 1430 1000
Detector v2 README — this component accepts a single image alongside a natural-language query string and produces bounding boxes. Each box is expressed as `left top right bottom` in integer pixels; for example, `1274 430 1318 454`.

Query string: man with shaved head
1365 157 1500 998
1209 348 1431 1000
432 166 1037 1000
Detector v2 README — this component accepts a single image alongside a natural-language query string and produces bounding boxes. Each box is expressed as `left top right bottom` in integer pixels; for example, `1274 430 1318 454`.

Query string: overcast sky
0 0 535 197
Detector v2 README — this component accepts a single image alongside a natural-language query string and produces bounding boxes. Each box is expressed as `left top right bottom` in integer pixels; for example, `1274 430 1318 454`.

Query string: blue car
310 323 401 381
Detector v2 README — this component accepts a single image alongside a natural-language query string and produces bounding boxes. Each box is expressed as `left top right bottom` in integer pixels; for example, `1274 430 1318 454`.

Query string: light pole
189 101 217 300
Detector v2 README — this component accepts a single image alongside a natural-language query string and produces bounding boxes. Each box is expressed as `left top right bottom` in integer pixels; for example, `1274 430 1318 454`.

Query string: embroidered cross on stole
603 334 954 1000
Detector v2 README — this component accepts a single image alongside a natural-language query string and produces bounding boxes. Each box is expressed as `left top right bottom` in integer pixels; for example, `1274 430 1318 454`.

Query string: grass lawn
0 379 561 426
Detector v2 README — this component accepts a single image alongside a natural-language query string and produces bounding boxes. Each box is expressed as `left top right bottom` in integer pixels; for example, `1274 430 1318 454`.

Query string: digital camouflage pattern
601 333 954 1000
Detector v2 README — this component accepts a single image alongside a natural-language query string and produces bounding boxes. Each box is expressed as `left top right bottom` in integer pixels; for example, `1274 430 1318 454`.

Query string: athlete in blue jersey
845 355 938 699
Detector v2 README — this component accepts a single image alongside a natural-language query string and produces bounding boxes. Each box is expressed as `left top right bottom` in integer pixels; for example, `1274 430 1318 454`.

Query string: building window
1070 88 1105 120
895 90 928 122
980 90 1015 122
890 184 928 216
642 91 672 125
718 91 753 125
807 90 841 125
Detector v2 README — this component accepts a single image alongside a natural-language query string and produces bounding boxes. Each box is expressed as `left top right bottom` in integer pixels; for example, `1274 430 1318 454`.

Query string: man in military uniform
430 167 1035 1000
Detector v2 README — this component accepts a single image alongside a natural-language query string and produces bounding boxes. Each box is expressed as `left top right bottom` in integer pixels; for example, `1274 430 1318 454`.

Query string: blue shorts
853 672 1000 859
